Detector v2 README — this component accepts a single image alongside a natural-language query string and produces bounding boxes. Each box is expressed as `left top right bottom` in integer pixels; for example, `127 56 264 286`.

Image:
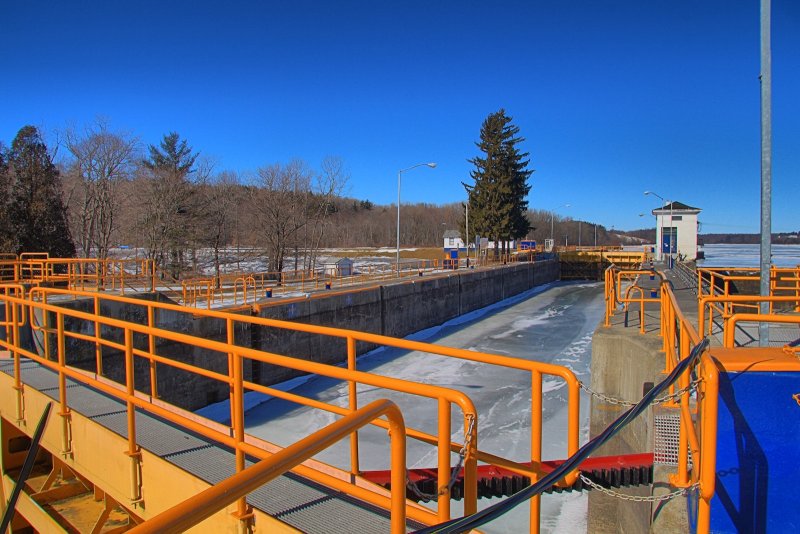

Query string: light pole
397 162 436 274
644 190 673 267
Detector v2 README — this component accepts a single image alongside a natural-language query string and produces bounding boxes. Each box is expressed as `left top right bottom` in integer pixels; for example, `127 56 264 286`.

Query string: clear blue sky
2 1 798 233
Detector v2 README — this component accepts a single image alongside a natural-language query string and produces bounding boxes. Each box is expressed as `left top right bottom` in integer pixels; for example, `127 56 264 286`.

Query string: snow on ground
698 243 800 268
198 280 605 533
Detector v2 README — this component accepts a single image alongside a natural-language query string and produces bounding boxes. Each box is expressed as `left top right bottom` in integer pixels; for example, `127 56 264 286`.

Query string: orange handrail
1 288 579 525
605 265 718 533
128 399 408 534
723 313 800 348
20 284 581 527
698 294 800 337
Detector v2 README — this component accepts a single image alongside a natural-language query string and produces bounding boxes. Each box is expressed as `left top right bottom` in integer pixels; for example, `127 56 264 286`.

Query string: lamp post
644 190 673 267
397 162 436 274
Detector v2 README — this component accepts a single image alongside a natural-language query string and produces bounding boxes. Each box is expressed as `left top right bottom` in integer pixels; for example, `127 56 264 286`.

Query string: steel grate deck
1 357 420 532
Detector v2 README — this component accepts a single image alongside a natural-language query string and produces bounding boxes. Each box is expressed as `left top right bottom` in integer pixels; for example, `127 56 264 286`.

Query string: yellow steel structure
0 283 582 532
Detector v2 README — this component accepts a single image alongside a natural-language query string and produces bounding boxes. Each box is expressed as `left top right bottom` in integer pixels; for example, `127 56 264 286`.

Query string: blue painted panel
709 371 800 533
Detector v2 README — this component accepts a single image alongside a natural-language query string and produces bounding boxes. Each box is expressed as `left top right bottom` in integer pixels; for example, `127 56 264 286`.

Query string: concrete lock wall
251 259 560 388
44 259 558 411
45 292 253 410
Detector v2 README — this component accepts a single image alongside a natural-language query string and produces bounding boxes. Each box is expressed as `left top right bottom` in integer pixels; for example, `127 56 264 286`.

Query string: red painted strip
360 452 654 486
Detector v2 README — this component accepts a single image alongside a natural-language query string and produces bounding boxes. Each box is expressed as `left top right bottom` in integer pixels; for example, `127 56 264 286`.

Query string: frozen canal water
202 280 605 532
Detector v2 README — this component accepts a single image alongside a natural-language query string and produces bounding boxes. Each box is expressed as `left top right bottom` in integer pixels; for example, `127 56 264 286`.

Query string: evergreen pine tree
464 109 532 257
7 126 76 257
140 132 199 277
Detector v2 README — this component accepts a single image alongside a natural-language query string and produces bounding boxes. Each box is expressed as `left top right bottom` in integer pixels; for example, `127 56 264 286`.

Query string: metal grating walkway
0 358 422 533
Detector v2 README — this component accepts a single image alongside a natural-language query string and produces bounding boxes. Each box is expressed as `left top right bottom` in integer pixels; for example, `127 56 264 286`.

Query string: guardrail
604 265 719 533
0 257 159 293
129 399 409 534
2 284 581 531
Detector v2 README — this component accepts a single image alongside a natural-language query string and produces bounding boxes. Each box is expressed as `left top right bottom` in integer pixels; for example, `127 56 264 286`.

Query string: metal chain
406 414 476 503
580 474 699 502
578 378 702 407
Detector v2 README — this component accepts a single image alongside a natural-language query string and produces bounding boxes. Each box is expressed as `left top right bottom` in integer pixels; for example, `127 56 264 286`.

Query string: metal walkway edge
0 358 423 533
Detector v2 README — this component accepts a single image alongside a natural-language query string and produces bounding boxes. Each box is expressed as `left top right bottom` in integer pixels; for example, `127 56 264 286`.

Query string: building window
672 215 683 221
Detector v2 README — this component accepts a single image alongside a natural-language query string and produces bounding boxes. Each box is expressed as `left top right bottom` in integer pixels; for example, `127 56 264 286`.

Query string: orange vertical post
530 370 542 534
56 312 72 457
437 398 451 521
347 336 360 476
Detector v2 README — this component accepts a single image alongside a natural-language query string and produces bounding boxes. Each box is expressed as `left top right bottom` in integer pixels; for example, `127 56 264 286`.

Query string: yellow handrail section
128 399 409 534
0 284 581 532
604 265 719 534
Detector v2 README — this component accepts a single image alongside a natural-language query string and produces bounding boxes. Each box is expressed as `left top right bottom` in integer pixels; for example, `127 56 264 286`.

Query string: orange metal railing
604 267 661 332
129 399 409 534
722 313 800 348
604 265 718 534
1 284 581 531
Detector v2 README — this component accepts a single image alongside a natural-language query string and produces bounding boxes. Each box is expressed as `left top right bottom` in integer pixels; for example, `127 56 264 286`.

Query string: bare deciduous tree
198 170 241 282
253 160 312 274
64 120 138 260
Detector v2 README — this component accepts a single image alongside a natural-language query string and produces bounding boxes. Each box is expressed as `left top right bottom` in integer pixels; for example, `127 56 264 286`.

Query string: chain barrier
406 414 476 503
578 378 702 407
580 474 699 502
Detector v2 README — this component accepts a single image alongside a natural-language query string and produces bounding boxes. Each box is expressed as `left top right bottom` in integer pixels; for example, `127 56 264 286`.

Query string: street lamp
644 190 673 267
397 162 436 274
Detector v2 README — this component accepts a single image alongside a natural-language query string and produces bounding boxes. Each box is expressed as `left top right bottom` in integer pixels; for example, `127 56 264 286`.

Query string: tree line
1 114 625 279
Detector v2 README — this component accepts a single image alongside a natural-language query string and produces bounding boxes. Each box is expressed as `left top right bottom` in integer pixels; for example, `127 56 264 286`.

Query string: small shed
323 257 354 276
651 201 701 261
443 230 464 250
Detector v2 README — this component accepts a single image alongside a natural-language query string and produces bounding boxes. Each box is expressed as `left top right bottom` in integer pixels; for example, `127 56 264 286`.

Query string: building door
662 227 677 254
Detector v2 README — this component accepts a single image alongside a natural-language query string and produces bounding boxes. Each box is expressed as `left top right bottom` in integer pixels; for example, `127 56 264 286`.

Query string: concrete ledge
588 324 665 534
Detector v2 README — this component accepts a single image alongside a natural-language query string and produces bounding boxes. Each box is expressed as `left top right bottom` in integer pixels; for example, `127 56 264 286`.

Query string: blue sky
2 1 798 232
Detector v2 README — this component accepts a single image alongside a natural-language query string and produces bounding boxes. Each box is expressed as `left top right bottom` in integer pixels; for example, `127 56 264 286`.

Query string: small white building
652 201 701 261
443 230 465 250
323 257 354 276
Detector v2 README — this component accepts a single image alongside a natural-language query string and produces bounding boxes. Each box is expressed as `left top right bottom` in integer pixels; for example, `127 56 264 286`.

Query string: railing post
147 306 158 398
228 317 252 530
56 312 73 458
530 370 542 534
11 295 25 424
123 328 142 504
697 358 719 534
437 398 451 521
347 336 360 476
94 295 103 376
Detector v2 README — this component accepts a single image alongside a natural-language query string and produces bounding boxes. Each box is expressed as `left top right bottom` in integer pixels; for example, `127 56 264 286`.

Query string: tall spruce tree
6 126 76 257
464 109 532 256
140 132 199 277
